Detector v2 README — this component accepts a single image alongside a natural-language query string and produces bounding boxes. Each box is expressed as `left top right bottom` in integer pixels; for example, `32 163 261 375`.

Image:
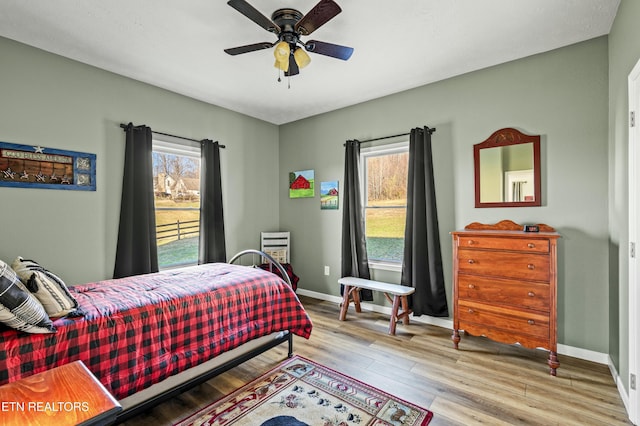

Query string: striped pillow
12 257 79 319
0 260 56 333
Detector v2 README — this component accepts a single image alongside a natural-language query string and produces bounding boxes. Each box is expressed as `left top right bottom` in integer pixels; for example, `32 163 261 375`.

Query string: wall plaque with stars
0 141 96 191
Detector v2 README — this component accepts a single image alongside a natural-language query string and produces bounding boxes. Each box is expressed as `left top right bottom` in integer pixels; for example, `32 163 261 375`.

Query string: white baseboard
556 343 609 364
297 289 343 304
297 288 609 364
609 355 631 416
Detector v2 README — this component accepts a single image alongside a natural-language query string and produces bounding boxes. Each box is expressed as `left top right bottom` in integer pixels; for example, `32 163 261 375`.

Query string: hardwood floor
121 296 631 425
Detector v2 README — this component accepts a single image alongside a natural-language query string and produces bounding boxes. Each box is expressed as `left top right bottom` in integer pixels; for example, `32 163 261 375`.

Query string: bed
0 251 312 422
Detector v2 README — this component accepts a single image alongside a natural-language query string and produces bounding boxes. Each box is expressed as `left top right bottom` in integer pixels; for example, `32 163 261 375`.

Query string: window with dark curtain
401 127 448 317
341 139 373 301
114 124 159 278
114 125 226 277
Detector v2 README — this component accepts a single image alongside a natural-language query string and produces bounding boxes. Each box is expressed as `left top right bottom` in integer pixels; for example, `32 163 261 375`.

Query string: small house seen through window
152 138 201 269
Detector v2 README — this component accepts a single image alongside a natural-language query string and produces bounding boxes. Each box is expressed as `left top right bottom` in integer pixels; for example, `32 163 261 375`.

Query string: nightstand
0 360 122 425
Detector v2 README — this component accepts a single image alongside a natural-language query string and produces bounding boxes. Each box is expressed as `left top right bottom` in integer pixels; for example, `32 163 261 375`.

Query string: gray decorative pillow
12 257 79 319
0 259 56 333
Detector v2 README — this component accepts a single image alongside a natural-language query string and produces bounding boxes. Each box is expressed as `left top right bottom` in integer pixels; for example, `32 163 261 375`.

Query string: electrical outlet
324 266 330 276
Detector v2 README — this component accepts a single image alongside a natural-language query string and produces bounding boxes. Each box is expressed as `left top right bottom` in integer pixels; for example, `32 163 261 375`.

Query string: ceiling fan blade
305 40 353 60
285 55 300 76
224 42 274 56
295 0 342 36
227 0 280 33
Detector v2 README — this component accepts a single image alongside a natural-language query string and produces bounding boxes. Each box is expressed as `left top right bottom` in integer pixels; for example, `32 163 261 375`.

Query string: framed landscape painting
289 169 314 198
320 180 339 210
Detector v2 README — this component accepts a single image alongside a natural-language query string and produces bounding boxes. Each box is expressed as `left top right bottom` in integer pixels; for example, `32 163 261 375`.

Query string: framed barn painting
320 180 339 209
0 141 96 191
289 169 314 198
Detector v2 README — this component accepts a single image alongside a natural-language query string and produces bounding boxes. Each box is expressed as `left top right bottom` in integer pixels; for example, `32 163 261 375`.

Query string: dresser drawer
457 274 550 311
458 236 549 253
458 300 549 339
457 249 550 281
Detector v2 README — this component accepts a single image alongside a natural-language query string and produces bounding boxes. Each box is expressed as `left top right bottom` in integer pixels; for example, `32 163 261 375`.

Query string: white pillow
0 259 56 333
12 257 79 319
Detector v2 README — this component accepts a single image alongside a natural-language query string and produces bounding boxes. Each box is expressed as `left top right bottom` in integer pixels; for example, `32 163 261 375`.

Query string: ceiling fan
224 0 354 78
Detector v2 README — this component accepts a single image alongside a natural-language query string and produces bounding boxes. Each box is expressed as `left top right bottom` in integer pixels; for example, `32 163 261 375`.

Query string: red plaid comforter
0 263 312 400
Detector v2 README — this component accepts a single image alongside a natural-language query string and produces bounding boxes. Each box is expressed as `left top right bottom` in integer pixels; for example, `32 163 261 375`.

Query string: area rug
174 355 433 426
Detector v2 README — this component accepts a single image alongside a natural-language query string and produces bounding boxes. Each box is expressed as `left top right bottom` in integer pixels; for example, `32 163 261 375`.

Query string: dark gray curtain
341 140 372 301
113 123 159 278
198 140 226 263
401 127 448 316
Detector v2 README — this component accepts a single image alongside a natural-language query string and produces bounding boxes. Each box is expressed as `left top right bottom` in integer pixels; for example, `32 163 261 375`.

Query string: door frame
628 56 640 424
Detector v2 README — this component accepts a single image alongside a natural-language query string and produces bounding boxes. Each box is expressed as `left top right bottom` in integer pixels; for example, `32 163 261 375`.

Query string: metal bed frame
115 250 295 423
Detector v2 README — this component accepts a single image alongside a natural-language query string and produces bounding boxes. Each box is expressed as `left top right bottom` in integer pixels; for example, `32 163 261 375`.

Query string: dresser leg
452 330 460 349
548 351 559 376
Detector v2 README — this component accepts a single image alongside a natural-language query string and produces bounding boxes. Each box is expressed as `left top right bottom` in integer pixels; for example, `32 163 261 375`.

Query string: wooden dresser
451 220 561 375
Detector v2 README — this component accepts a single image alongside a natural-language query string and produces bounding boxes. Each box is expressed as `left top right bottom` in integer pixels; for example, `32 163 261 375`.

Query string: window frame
360 141 409 272
152 136 202 270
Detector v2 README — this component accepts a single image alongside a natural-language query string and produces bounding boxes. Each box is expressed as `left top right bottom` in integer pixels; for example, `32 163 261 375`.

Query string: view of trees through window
153 149 200 268
364 149 408 263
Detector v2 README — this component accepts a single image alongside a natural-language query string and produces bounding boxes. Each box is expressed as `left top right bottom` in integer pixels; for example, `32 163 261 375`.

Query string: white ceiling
0 0 620 125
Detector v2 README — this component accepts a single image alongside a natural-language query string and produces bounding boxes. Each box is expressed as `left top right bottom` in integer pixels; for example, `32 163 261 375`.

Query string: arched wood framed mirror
474 128 541 208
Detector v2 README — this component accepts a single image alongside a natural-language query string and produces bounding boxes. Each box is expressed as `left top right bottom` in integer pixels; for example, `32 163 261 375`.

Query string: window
152 138 201 269
361 142 409 267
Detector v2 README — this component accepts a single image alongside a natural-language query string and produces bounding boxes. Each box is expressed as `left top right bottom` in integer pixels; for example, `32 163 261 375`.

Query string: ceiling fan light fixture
226 0 353 79
293 47 311 68
274 41 290 71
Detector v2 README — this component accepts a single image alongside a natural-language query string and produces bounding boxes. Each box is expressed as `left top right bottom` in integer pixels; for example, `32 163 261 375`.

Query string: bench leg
339 286 364 321
339 285 352 321
401 296 411 325
389 295 412 335
389 295 401 335
352 288 362 313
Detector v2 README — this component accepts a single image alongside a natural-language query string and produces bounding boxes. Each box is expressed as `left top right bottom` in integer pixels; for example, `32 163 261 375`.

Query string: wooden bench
338 276 416 335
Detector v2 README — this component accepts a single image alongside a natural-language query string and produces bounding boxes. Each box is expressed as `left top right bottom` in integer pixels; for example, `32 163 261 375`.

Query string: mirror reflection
479 144 534 203
474 128 541 208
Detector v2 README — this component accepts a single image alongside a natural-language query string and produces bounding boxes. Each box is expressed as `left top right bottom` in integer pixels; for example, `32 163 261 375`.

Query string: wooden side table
0 360 122 425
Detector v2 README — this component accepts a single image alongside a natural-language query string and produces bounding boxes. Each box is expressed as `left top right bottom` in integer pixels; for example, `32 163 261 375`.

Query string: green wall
280 36 610 354
608 0 640 394
0 36 280 285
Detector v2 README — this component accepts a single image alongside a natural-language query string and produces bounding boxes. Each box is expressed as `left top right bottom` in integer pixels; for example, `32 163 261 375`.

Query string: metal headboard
228 249 292 288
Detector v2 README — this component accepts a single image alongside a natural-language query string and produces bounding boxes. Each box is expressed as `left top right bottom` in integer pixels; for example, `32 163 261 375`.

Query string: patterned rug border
174 354 433 426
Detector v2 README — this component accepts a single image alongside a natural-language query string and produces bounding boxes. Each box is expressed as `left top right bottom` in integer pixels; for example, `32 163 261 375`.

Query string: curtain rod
352 127 436 144
119 123 225 148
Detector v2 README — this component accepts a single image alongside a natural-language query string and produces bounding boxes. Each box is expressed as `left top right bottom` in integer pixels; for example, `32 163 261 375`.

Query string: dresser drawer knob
467 240 475 245
468 309 475 314
527 319 535 325
468 259 475 264
527 264 535 270
528 291 535 297
528 243 535 248
468 284 475 289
